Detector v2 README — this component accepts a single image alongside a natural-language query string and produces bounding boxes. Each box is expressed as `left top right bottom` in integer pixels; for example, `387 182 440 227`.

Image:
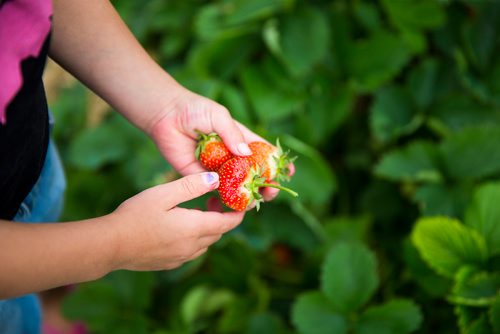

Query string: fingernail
203 172 219 188
237 143 252 156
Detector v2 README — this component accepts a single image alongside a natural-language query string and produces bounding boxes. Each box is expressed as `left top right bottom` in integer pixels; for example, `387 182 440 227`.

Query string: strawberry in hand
195 131 233 171
217 156 298 211
248 139 295 183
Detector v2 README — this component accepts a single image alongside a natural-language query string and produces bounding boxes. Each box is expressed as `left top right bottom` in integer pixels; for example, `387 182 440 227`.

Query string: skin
0 0 292 298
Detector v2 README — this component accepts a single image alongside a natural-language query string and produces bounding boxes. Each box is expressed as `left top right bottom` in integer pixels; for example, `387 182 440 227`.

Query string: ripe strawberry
217 156 298 211
248 139 295 182
195 131 233 171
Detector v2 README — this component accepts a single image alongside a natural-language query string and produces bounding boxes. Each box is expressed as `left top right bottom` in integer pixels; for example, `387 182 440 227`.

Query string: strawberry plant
45 0 500 333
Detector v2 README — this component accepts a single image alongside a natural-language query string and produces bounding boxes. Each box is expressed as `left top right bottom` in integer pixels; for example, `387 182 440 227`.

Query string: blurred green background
46 0 500 333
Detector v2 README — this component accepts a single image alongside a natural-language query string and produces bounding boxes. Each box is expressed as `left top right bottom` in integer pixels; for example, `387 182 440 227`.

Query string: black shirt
0 35 50 220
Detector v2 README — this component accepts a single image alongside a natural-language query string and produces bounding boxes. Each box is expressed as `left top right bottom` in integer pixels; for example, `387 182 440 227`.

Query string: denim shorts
0 132 66 334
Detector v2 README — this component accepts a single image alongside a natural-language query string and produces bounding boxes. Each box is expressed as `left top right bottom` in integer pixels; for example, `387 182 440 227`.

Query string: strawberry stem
256 183 299 197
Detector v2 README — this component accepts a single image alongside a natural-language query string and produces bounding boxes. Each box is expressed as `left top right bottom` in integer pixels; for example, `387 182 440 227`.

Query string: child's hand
108 172 244 271
149 89 294 202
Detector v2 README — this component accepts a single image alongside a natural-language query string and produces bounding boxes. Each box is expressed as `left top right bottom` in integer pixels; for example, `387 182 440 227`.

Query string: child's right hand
106 172 244 271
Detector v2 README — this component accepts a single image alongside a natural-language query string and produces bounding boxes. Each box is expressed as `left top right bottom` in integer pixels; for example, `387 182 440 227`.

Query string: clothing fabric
0 136 66 334
0 0 52 123
0 1 63 332
0 0 52 220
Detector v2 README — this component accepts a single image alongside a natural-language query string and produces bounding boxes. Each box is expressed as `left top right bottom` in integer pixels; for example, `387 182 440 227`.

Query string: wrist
143 81 189 139
99 213 128 273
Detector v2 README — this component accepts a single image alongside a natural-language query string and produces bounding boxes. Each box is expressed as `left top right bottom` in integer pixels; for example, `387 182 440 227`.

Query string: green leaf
455 305 485 333
217 298 254 333
62 273 154 334
181 285 235 324
246 312 286 334
124 140 172 190
490 297 500 333
382 0 445 32
429 95 500 134
63 281 119 326
465 182 500 255
219 83 253 127
402 239 451 298
296 84 354 146
412 183 471 218
187 35 258 79
194 0 292 41
324 215 371 245
374 141 442 183
108 271 156 310
467 315 492 334
462 2 500 73
280 135 337 206
279 6 330 77
354 299 423 334
348 30 413 92
321 242 379 313
449 270 500 307
240 60 304 123
407 58 440 110
67 116 138 170
440 126 500 180
353 1 381 31
411 217 488 278
292 291 348 334
370 86 422 143
225 0 293 26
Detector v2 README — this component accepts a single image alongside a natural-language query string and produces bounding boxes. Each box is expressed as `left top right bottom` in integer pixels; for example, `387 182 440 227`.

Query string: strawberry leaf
291 291 348 334
354 299 423 334
411 217 488 278
465 182 500 256
321 242 379 313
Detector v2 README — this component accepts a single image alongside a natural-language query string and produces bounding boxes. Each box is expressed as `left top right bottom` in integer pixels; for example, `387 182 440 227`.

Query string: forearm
49 0 184 134
0 216 118 299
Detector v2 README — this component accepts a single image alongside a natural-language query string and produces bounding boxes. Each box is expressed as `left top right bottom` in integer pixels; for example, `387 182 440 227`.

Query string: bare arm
48 0 292 200
49 0 183 134
0 173 243 299
0 216 117 298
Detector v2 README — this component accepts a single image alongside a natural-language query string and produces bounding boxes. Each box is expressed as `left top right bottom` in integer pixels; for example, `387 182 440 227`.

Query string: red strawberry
217 156 298 211
248 139 295 182
195 131 233 171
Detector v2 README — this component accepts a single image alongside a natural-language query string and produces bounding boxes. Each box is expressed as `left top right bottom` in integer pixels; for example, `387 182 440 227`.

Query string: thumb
162 172 219 207
211 108 252 156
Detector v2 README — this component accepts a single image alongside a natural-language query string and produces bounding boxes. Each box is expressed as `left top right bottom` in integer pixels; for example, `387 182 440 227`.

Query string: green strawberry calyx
245 165 298 211
273 138 297 183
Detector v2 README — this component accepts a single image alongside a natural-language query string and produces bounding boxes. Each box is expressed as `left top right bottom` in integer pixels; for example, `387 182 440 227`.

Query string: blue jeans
0 137 66 334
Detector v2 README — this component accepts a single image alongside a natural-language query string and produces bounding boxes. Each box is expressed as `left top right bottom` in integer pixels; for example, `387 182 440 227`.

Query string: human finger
206 196 224 212
208 108 253 156
261 186 280 202
235 121 269 143
187 247 209 261
157 172 219 208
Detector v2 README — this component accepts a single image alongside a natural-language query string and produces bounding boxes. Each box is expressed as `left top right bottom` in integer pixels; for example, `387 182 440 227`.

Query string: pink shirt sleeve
0 0 52 124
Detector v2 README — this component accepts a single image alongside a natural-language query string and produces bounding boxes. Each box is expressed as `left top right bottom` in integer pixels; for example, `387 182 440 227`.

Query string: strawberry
248 139 295 182
195 131 233 171
217 156 298 211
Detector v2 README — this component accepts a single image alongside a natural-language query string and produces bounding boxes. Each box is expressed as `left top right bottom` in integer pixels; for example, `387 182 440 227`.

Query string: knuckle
180 177 199 196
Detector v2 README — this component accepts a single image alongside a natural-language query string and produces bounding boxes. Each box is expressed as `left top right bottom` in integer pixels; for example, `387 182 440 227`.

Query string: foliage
51 0 500 333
